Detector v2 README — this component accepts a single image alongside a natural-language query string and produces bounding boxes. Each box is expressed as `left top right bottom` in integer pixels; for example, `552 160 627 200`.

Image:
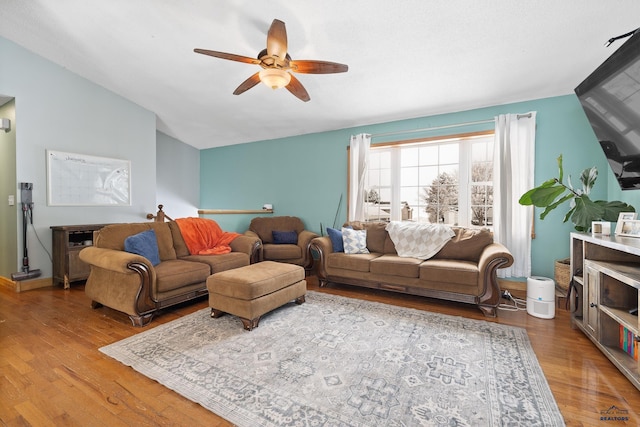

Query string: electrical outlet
8 195 15 206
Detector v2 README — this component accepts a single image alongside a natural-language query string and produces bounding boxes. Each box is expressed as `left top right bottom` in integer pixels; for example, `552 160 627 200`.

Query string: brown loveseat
245 216 319 270
310 221 514 317
79 221 261 326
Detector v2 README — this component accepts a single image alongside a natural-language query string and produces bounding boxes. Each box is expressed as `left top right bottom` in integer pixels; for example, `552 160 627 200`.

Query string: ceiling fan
194 19 348 102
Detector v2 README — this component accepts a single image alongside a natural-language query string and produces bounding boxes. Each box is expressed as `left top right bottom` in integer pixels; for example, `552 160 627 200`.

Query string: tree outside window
470 161 493 226
422 170 459 224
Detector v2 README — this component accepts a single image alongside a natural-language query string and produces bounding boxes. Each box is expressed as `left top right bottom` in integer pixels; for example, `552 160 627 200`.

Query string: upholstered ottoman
206 261 306 330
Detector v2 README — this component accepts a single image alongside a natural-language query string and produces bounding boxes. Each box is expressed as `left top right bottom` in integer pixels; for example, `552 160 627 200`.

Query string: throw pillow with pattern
342 227 369 254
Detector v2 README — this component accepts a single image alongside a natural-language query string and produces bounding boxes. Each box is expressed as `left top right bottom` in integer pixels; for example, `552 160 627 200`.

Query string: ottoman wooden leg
211 308 226 318
295 295 305 304
241 317 260 331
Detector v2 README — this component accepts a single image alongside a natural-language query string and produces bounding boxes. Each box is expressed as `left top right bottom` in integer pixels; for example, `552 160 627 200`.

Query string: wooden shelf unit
51 224 109 289
570 232 640 390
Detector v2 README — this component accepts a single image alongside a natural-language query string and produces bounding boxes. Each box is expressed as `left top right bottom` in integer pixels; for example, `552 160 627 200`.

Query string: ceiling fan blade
285 74 310 102
267 19 288 59
233 72 261 95
289 60 349 74
194 48 261 65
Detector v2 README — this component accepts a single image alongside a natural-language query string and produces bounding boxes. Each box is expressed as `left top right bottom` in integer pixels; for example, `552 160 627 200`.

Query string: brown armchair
245 216 319 270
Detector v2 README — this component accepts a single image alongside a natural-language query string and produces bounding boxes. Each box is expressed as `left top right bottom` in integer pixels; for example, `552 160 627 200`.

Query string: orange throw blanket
175 217 240 255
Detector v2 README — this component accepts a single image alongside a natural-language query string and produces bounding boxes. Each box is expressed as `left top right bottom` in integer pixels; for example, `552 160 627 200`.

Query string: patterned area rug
101 292 565 426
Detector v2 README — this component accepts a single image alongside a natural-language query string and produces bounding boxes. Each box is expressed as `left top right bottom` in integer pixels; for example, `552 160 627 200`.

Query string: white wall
156 131 200 219
0 36 157 278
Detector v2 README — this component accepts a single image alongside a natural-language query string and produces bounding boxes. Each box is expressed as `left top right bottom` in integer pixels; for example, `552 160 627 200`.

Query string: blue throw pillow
124 229 161 266
272 230 298 244
326 227 345 252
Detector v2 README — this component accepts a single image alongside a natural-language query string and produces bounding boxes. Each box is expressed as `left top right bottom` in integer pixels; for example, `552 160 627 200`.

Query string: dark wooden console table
51 224 110 288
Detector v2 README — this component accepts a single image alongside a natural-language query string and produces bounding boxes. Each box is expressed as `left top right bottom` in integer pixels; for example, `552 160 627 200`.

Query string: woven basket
554 258 571 291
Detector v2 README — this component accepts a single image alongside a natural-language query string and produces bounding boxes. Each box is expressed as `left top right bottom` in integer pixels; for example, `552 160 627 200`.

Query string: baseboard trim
15 277 53 292
0 276 16 291
2 275 55 292
498 278 527 299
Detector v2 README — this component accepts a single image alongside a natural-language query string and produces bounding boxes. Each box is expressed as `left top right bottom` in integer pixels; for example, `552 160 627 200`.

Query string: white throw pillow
342 227 369 254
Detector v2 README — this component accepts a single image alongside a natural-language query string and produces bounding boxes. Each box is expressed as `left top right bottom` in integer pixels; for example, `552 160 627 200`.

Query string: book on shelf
619 324 639 361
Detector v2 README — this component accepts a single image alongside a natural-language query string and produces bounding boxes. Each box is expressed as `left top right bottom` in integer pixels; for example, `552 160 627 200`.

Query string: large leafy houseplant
519 155 635 231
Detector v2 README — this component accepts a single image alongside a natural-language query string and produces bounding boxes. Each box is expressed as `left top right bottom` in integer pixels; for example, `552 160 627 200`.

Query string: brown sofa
310 221 514 317
244 216 319 270
79 221 261 326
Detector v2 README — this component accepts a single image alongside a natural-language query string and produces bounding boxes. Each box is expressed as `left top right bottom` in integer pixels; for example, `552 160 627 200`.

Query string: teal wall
201 94 630 279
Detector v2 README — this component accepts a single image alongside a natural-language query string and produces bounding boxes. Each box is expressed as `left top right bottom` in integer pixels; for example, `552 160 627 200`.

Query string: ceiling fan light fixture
259 68 291 90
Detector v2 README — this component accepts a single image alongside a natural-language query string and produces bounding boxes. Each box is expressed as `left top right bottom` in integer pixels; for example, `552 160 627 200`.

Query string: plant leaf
571 195 605 230
518 154 635 231
594 200 636 221
538 193 574 220
563 205 576 223
567 174 575 192
580 167 598 195
575 224 590 232
518 179 559 205
557 155 564 183
525 186 567 207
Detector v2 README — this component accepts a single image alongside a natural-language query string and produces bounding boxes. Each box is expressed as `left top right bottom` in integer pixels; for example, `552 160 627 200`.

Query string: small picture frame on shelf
617 219 640 237
615 212 638 235
591 221 611 235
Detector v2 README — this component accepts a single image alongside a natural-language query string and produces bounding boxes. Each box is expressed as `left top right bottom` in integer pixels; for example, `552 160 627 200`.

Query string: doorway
0 96 18 279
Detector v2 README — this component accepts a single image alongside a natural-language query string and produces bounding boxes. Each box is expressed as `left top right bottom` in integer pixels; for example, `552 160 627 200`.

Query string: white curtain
348 133 371 222
493 112 536 278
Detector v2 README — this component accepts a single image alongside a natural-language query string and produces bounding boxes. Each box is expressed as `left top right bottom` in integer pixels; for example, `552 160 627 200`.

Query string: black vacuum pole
21 203 30 272
11 202 41 281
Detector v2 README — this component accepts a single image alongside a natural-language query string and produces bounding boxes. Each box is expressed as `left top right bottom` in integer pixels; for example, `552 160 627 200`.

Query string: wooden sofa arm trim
250 240 262 264
127 262 156 318
297 231 320 270
298 230 319 246
309 239 329 281
230 236 263 264
242 231 263 262
477 256 513 317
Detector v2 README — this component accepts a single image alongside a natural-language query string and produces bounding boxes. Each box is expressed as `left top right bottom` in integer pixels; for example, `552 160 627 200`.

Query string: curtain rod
369 113 532 140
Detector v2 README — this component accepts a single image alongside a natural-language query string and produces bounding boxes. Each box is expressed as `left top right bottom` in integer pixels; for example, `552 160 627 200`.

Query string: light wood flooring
1 276 639 426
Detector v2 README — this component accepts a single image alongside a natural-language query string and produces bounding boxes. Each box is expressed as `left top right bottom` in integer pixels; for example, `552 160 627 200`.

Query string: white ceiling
1 1 639 149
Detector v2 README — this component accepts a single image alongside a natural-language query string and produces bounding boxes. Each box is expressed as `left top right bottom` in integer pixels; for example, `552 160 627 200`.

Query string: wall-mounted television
575 28 640 190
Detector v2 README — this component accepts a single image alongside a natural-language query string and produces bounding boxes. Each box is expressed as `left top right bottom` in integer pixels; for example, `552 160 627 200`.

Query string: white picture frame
591 221 611 235
618 220 640 238
614 212 638 235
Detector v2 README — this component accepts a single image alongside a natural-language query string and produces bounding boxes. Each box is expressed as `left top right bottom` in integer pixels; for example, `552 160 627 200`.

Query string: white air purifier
526 276 555 319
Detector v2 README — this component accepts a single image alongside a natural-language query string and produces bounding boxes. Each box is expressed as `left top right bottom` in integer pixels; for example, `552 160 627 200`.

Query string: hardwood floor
1 277 639 426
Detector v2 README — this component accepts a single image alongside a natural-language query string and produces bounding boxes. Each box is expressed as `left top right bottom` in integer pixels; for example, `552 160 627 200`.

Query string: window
363 131 494 228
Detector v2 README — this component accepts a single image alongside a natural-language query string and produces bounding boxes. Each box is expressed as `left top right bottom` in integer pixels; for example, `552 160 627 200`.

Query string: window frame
347 130 495 226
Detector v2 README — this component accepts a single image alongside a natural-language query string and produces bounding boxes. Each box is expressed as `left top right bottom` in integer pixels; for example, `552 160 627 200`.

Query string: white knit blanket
385 221 455 259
